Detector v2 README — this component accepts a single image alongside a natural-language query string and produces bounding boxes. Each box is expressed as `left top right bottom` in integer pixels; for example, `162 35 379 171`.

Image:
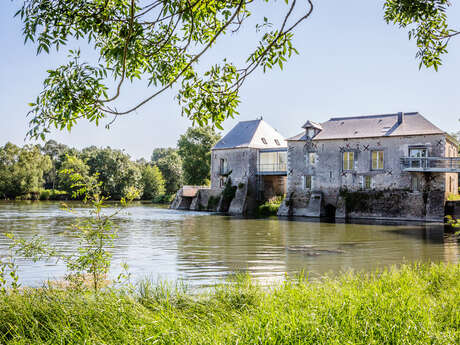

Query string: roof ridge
329 112 419 122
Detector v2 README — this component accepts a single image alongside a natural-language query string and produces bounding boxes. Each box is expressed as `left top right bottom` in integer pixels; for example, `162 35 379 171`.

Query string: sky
1 0 459 160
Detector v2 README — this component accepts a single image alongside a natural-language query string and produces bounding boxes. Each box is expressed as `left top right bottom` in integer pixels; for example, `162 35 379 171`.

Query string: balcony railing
401 157 460 172
257 163 287 175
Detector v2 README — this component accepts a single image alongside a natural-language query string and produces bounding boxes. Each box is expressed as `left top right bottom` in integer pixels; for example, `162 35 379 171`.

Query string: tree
41 139 69 189
177 126 221 185
140 165 165 200
151 148 183 194
81 147 142 199
57 155 91 194
16 0 314 139
0 143 51 198
384 0 459 70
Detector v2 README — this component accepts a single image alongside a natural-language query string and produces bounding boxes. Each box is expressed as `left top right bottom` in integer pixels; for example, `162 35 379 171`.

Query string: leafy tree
177 126 221 185
15 0 314 138
41 140 70 189
0 143 51 198
140 165 165 200
151 148 177 163
151 148 183 194
81 147 142 199
384 0 459 70
57 155 91 194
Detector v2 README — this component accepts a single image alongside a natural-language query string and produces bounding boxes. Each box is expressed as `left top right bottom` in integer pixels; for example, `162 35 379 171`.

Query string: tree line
0 127 220 201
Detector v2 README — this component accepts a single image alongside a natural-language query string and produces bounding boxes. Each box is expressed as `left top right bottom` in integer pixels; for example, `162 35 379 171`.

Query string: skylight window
261 137 267 144
274 139 280 146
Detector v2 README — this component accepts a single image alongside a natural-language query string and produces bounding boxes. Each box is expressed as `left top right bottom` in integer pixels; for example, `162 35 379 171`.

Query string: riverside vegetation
0 126 220 202
0 264 459 344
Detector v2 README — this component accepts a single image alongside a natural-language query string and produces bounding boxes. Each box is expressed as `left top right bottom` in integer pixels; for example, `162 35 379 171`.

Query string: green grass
1 263 459 344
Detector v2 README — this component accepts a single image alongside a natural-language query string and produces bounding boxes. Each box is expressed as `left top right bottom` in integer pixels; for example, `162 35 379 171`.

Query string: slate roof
288 112 445 141
213 119 287 150
302 120 322 130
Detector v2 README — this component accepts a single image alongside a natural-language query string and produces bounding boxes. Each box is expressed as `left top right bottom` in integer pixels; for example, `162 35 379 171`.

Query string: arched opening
325 204 336 219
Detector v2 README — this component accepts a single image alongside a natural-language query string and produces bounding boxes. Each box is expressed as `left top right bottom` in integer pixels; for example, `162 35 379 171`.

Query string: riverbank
1 263 459 344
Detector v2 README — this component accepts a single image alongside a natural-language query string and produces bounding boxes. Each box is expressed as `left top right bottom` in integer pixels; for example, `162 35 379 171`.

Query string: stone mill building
278 112 459 221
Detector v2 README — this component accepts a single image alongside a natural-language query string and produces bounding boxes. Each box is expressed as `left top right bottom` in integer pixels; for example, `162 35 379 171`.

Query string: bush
257 196 284 217
152 194 175 204
39 189 68 201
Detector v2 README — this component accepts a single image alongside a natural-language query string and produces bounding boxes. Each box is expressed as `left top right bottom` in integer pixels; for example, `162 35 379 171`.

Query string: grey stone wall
210 147 259 213
283 134 450 220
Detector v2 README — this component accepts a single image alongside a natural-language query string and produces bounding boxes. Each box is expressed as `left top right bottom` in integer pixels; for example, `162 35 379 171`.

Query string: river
0 201 458 287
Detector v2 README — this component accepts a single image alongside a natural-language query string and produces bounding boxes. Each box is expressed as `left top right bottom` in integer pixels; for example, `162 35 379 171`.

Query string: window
261 137 267 144
365 176 372 189
219 177 225 188
343 151 355 171
307 128 315 138
274 139 280 146
219 158 227 174
409 147 428 169
411 176 420 192
409 147 427 158
306 152 316 165
303 175 313 190
371 150 384 170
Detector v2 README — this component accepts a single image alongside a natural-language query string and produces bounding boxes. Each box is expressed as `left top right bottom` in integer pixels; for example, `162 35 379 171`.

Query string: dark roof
213 119 286 150
288 112 444 141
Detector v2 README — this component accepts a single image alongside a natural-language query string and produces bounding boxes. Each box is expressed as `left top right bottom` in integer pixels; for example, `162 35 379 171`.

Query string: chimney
397 112 404 125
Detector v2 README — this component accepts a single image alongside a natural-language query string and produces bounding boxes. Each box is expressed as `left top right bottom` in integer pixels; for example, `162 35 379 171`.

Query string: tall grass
0 263 459 344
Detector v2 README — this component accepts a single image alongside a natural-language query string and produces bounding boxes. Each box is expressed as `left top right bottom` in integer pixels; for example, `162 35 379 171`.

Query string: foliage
16 0 314 139
0 255 20 294
257 196 283 217
140 165 165 200
152 148 183 194
152 193 175 204
0 264 460 343
57 154 90 194
0 141 186 201
0 143 52 199
82 147 142 199
384 0 459 70
38 189 68 201
177 126 221 185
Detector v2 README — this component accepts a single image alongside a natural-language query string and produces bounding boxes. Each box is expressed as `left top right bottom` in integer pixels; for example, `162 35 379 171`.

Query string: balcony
401 157 460 172
257 163 287 175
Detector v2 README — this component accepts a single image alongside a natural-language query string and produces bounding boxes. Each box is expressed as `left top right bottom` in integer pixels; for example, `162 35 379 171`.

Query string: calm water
0 201 458 287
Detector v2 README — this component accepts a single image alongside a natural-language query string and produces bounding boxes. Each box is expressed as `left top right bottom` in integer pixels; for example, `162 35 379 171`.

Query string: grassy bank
1 263 459 344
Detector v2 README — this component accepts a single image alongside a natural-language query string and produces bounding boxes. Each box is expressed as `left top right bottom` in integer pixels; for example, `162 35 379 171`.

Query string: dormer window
307 128 315 139
274 139 280 146
261 137 267 144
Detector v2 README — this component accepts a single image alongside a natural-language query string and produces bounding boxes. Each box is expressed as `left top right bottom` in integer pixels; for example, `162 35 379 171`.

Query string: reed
0 263 459 344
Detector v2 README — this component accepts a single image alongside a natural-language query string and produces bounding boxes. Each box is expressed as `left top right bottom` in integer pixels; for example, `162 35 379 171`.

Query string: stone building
278 112 459 221
210 119 287 214
170 119 288 214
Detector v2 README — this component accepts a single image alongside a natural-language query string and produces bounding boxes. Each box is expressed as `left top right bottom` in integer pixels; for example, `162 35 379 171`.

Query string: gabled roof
288 112 445 141
213 119 287 150
302 120 322 130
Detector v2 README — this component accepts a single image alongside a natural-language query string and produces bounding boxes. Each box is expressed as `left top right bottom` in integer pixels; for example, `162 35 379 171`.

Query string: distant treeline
0 127 221 201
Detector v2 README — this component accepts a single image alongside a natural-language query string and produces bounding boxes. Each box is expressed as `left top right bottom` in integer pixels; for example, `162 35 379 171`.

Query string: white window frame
371 150 384 170
343 151 355 171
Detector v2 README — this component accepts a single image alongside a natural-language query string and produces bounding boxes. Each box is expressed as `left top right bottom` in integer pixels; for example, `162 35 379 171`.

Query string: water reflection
0 201 458 287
